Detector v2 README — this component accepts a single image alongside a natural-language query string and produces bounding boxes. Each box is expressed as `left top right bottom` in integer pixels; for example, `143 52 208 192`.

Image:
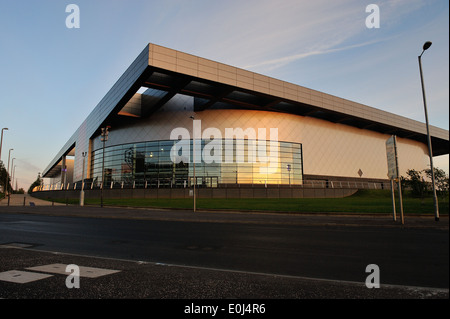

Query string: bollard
23 196 26 206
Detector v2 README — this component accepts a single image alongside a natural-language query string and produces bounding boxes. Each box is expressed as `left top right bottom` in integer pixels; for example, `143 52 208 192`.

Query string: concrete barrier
31 186 358 202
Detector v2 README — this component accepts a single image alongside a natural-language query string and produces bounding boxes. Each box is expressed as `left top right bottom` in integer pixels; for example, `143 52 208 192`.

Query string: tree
423 167 449 198
404 169 426 198
0 161 12 194
28 173 42 194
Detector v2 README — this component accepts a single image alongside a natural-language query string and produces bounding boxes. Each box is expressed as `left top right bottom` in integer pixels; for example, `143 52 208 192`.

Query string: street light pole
190 116 196 212
100 126 110 208
287 164 291 186
0 128 8 165
12 165 16 192
80 151 87 206
10 158 15 192
418 41 439 222
6 149 13 189
6 149 13 204
0 128 8 194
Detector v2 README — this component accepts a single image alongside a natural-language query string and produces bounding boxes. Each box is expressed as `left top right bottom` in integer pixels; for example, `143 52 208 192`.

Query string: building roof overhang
42 43 449 178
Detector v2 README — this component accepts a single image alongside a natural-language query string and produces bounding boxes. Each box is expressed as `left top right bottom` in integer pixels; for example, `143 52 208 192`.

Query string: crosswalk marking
26 263 120 278
0 270 53 284
0 264 120 284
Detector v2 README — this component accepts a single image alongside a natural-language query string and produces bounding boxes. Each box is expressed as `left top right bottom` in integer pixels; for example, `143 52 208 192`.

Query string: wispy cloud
188 0 429 74
176 0 365 66
242 39 384 72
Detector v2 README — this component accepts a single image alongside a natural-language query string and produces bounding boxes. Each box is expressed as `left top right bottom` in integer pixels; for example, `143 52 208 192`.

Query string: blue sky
0 0 448 189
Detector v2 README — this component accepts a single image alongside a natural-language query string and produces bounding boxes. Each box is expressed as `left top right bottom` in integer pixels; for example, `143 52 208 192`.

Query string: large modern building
40 43 449 197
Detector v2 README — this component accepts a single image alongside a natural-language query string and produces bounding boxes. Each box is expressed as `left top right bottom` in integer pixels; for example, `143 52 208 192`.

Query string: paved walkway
0 196 447 230
0 194 65 206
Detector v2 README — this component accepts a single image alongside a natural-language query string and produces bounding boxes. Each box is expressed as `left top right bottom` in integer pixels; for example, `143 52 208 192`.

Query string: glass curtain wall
90 139 302 188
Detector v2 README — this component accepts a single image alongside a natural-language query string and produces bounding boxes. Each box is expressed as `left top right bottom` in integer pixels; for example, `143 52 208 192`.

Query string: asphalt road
0 203 448 293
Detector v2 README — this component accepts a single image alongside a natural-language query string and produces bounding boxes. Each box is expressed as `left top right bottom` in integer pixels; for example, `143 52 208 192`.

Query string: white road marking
0 270 53 284
2 245 448 294
26 263 120 278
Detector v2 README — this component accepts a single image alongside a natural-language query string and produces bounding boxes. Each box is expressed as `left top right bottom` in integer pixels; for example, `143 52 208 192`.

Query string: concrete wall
31 186 357 202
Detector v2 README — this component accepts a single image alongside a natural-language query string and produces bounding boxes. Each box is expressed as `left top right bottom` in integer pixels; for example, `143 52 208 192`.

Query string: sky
0 0 448 190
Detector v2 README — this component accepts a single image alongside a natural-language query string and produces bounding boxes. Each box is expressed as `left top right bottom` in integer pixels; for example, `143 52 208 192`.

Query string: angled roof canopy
43 43 449 178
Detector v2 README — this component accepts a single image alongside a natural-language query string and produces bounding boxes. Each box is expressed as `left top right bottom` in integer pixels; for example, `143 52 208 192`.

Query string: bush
404 169 426 198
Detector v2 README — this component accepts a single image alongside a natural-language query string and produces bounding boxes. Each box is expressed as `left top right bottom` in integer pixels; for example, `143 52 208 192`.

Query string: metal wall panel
43 45 150 179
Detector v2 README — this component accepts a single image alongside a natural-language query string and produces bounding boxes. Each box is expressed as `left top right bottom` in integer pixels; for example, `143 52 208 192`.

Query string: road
0 203 448 293
0 194 449 303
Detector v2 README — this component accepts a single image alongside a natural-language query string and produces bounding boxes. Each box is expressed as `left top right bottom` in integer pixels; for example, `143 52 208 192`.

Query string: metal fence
34 179 391 192
302 180 390 190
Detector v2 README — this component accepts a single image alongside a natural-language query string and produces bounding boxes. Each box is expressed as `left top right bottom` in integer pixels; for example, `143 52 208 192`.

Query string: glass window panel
89 139 303 186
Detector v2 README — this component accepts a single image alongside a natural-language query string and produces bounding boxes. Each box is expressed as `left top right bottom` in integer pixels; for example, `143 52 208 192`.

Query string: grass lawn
50 189 448 215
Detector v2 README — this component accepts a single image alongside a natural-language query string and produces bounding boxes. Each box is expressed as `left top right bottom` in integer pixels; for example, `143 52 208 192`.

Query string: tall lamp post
418 41 439 222
80 151 87 206
6 149 13 189
0 128 8 164
6 149 13 204
12 165 16 192
286 164 291 187
100 126 110 208
0 128 8 194
10 158 15 192
190 116 196 212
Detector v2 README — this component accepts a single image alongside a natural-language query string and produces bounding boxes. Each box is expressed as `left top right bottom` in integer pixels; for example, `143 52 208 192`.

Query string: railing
302 180 390 190
33 179 391 192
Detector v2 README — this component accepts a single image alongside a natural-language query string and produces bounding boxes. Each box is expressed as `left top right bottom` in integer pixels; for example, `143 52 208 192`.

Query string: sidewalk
0 195 447 230
0 194 65 206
